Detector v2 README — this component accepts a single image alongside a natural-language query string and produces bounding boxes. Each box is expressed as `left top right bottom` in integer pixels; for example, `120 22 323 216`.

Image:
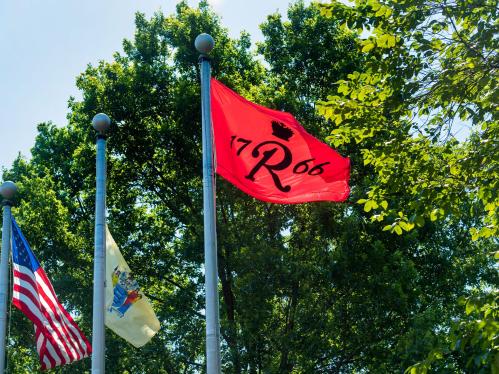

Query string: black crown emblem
271 121 294 141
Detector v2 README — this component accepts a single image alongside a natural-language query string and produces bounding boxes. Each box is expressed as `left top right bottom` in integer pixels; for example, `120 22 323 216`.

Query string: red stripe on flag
13 278 75 363
12 296 67 366
34 270 85 359
36 269 90 356
12 262 91 370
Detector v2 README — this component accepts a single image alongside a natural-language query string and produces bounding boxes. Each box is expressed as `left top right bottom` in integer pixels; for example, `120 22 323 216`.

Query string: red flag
211 78 350 204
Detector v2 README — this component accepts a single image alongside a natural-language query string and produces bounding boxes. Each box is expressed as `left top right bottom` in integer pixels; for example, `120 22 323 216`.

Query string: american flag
11 218 92 370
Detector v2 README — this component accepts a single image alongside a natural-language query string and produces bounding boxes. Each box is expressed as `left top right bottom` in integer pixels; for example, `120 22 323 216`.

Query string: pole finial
92 113 111 135
195 33 215 55
0 181 17 201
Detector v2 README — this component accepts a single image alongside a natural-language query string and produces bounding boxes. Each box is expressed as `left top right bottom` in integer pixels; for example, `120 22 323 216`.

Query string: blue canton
11 218 41 272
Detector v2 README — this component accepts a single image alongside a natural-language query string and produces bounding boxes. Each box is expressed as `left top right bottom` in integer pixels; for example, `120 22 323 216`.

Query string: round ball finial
0 181 17 201
92 113 111 134
195 33 215 55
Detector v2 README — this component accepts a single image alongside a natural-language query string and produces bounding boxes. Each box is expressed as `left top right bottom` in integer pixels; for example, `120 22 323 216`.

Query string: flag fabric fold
211 78 350 204
105 227 160 348
11 217 92 371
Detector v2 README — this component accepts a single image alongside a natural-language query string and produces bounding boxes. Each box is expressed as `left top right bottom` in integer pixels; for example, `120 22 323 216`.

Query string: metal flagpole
0 181 17 373
195 34 221 374
91 113 111 374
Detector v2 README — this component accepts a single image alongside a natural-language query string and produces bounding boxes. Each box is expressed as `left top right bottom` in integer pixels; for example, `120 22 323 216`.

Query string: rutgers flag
211 78 350 204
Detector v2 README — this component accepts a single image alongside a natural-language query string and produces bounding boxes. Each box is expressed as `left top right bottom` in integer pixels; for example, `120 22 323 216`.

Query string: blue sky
0 0 308 170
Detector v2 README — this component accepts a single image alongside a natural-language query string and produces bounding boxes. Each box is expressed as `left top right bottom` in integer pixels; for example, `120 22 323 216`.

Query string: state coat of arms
109 266 142 318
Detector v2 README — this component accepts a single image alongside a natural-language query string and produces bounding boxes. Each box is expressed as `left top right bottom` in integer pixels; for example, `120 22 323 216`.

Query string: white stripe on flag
13 278 80 361
45 337 63 367
13 291 71 364
16 264 87 358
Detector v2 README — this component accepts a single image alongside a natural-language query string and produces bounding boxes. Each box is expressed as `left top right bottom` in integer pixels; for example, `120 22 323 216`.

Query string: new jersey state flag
105 228 160 347
211 78 350 204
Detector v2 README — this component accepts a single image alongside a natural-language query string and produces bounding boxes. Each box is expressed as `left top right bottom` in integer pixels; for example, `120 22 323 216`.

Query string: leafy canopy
0 1 496 373
318 0 498 241
318 0 498 372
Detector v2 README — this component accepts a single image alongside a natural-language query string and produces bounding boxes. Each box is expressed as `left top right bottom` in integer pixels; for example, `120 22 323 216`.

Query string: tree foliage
407 291 499 373
0 1 496 373
318 0 498 371
318 0 498 240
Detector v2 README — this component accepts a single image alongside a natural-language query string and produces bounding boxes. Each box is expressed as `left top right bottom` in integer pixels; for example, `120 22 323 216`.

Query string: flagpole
195 33 221 374
91 113 110 374
0 181 17 373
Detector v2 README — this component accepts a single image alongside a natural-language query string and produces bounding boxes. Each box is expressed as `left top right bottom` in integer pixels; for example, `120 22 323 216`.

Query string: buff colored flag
105 228 160 347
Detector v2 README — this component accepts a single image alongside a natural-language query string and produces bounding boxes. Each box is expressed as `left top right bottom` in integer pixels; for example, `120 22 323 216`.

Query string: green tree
317 0 498 239
407 291 499 373
318 0 498 372
0 1 496 373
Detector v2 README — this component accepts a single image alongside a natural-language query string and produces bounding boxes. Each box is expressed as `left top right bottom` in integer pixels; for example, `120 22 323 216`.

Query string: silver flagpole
91 113 110 374
195 33 221 374
0 181 17 373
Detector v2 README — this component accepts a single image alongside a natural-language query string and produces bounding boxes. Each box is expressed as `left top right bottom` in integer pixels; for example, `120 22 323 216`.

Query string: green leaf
364 200 374 212
338 83 350 95
466 301 475 315
415 216 425 227
364 200 379 212
362 42 375 53
387 35 396 47
470 227 478 240
368 0 381 11
430 209 439 221
433 350 443 359
375 7 385 17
